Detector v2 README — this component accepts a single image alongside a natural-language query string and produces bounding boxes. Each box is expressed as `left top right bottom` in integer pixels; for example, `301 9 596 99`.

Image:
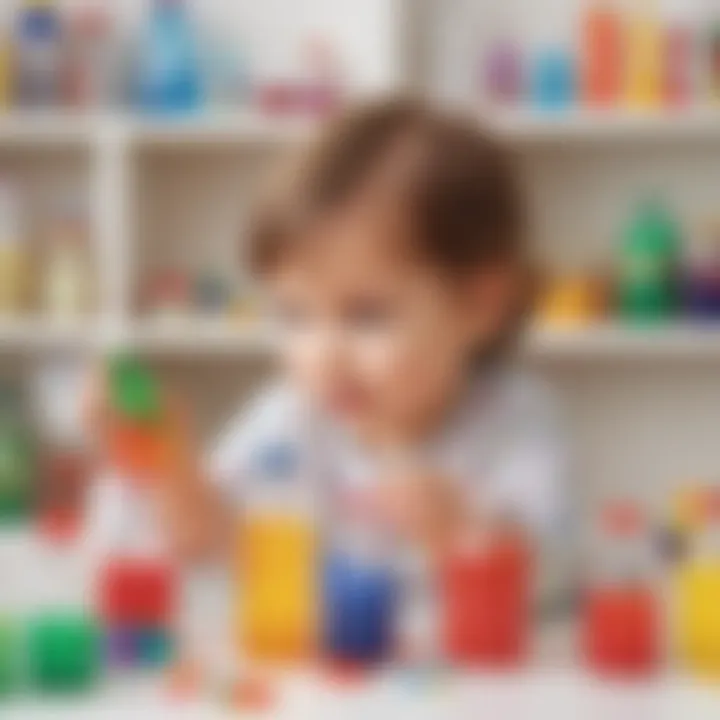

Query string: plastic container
582 0 623 106
440 531 531 667
617 199 681 322
41 192 94 320
531 47 575 110
0 178 28 316
136 0 203 114
625 0 663 108
582 503 660 677
323 551 396 667
676 489 720 675
14 0 64 108
239 442 318 663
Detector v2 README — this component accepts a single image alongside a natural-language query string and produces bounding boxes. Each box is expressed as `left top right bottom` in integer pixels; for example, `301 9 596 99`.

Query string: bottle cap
108 355 161 423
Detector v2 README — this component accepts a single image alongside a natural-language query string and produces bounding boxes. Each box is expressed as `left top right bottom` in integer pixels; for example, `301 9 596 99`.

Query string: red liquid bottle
582 1 623 107
440 530 531 667
582 502 660 677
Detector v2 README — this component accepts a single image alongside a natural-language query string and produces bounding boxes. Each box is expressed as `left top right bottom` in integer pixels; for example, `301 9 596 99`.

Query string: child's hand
379 473 462 556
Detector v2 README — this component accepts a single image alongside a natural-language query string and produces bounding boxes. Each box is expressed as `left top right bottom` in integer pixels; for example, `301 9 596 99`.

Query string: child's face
268 204 511 440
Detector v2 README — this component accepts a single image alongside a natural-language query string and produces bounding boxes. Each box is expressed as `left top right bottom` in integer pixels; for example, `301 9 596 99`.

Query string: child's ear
461 263 525 344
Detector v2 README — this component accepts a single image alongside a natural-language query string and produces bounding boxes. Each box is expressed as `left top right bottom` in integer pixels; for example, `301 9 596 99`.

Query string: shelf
0 318 97 351
127 112 317 148
127 319 279 355
0 111 99 147
527 323 720 361
487 107 720 145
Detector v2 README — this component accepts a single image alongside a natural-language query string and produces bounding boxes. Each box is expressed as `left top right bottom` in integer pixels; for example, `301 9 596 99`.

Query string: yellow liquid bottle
675 491 720 676
236 443 318 664
625 0 663 108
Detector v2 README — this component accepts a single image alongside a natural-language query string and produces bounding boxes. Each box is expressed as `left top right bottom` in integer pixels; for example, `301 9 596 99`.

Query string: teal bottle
0 385 35 522
618 200 681 322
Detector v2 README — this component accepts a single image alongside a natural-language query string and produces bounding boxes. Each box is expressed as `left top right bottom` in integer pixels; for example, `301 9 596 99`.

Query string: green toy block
27 613 102 693
108 355 161 423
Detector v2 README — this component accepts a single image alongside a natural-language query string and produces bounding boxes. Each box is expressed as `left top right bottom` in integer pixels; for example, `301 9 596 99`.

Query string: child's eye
344 299 395 330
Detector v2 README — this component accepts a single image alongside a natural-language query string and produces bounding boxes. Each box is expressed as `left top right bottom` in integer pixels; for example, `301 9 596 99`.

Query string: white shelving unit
0 0 717 510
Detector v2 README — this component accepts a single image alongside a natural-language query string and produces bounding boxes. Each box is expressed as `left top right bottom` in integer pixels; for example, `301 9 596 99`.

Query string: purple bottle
481 38 524 105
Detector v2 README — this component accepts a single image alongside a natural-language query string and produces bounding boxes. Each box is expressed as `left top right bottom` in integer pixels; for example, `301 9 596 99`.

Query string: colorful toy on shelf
617 199 680 323
682 221 720 320
663 13 695 107
41 190 94 320
14 0 64 108
439 527 531 667
136 0 203 114
146 268 191 321
675 488 720 676
531 47 575 111
238 442 318 663
482 38 524 106
538 274 606 327
582 502 659 677
581 0 623 106
624 0 663 108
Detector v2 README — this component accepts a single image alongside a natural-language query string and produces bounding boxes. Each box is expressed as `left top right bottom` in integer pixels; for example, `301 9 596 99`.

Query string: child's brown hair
247 97 529 354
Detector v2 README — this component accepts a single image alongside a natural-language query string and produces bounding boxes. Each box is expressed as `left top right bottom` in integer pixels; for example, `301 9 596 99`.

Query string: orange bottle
582 0 624 106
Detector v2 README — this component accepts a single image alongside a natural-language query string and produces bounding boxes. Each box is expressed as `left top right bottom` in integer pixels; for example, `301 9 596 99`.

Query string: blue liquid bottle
323 551 396 666
136 0 202 115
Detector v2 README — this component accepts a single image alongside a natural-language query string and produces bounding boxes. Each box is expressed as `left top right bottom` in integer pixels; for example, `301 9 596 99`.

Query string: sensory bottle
439 525 531 668
238 442 318 663
25 528 102 693
617 199 680 323
582 0 623 106
322 501 398 670
662 0 697 107
625 0 663 108
581 502 660 677
675 489 720 676
136 0 202 114
14 0 64 108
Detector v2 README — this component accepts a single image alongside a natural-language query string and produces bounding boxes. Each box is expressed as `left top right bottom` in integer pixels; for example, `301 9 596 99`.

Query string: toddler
91 98 566 571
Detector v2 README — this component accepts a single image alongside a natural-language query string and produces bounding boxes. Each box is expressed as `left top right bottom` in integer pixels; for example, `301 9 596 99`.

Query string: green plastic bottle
0 384 35 522
618 200 681 322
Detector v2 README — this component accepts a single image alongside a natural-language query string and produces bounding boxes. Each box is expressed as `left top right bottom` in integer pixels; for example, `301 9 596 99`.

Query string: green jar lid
108 355 161 423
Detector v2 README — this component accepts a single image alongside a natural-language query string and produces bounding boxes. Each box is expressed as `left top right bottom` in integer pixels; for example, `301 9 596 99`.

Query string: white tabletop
5 669 720 720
